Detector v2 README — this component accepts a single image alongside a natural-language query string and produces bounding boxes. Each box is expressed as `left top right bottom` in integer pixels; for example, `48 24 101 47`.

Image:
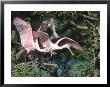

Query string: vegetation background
11 11 100 77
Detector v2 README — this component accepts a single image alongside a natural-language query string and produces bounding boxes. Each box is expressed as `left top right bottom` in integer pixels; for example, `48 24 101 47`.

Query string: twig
84 20 99 34
12 41 21 45
12 58 39 69
12 61 34 69
71 21 88 30
43 63 58 68
39 65 53 73
50 18 59 39
84 20 95 28
82 14 98 21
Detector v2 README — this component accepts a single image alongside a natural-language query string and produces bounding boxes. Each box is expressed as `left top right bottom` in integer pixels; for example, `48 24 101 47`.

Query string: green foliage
67 63 94 77
11 63 51 77
11 11 100 77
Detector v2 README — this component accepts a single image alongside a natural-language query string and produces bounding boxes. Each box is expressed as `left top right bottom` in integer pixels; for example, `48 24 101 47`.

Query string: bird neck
35 39 47 52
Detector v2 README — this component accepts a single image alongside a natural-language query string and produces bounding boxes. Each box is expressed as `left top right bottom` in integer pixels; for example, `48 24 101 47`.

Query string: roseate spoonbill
13 17 51 54
33 18 82 56
33 31 82 56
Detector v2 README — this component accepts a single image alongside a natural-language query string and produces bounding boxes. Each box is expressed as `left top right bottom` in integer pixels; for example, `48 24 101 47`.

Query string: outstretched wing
13 17 35 53
56 37 82 51
33 31 51 48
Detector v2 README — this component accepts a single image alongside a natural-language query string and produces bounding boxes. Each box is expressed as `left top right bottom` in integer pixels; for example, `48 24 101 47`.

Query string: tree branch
82 14 98 21
71 21 88 30
50 18 59 39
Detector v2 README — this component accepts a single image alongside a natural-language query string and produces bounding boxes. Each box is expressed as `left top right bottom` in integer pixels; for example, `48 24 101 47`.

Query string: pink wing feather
33 31 51 48
13 17 35 53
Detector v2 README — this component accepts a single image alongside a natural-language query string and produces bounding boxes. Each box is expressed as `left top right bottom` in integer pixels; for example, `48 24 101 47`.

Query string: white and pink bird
13 17 82 56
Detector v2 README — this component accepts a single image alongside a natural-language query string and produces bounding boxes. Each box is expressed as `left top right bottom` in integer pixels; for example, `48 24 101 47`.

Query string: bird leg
50 50 57 56
52 51 57 55
66 46 74 56
50 50 53 56
62 44 74 56
35 39 49 53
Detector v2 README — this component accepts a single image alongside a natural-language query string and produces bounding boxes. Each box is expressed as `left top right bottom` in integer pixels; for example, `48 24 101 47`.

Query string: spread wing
33 31 51 48
13 17 35 53
56 37 82 51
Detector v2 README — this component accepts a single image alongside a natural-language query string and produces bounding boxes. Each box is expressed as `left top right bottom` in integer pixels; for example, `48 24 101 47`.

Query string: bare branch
84 20 95 28
84 20 99 34
71 21 88 30
50 18 59 39
12 60 36 69
82 14 98 21
43 63 58 68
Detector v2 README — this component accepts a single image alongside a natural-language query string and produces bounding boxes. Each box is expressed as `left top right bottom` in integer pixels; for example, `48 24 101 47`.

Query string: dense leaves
11 11 100 77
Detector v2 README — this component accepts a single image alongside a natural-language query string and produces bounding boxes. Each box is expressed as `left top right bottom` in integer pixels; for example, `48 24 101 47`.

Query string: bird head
42 20 52 28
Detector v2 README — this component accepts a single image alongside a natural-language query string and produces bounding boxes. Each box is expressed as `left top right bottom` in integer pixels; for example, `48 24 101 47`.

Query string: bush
11 11 100 77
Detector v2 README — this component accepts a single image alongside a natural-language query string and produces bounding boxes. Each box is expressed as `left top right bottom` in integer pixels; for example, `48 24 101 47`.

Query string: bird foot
51 51 57 56
52 52 57 55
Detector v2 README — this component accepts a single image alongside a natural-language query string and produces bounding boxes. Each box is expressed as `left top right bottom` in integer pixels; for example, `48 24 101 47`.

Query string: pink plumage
13 17 82 56
33 31 52 48
13 17 35 53
56 37 82 51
